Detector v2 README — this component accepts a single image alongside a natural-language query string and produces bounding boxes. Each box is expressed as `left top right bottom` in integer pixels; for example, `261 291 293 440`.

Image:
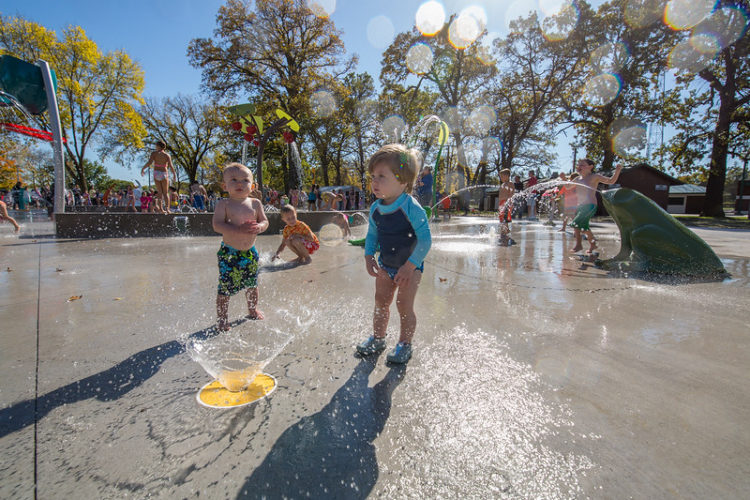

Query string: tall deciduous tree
664 1 750 216
341 73 378 190
380 16 497 189
187 0 355 191
554 0 677 171
140 95 226 185
488 12 587 175
0 16 146 191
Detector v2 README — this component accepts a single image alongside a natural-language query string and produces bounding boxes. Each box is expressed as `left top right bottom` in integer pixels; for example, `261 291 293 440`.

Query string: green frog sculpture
595 188 726 276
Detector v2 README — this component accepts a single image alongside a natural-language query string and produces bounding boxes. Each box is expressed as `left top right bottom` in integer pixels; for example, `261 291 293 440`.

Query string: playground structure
228 103 300 194
0 54 65 213
596 187 726 276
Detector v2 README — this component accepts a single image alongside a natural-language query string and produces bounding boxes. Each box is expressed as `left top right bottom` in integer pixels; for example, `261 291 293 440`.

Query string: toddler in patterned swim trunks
212 163 269 330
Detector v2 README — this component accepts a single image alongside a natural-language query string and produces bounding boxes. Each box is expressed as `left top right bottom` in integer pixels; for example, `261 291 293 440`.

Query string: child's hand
365 255 379 277
393 261 417 286
239 221 260 233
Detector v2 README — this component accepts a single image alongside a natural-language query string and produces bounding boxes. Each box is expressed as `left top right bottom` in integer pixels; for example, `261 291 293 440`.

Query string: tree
664 1 750 215
553 0 678 171
140 95 227 185
187 0 356 191
340 73 379 189
380 16 497 189
488 12 587 176
0 16 146 192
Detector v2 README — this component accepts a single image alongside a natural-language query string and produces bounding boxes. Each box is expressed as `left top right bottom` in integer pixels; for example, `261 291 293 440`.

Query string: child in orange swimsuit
272 205 320 265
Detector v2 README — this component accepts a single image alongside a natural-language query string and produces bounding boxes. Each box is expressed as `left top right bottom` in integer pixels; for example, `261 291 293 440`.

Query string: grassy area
673 215 750 229
454 211 750 230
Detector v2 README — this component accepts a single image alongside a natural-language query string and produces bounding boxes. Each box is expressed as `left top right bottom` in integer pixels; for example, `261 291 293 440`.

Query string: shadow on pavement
236 358 406 499
0 323 231 439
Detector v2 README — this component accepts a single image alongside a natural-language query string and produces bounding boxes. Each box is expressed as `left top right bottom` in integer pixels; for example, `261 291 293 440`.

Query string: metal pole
37 59 65 214
739 156 748 215
572 145 577 173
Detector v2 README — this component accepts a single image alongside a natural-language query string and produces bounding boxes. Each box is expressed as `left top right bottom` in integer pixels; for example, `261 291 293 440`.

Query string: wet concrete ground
1 216 749 499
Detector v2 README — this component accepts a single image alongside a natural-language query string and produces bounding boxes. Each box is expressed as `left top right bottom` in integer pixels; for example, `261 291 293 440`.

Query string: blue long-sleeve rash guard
364 192 432 269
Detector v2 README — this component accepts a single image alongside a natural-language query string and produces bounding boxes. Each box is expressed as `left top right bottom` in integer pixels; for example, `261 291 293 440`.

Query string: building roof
623 163 683 185
669 184 706 194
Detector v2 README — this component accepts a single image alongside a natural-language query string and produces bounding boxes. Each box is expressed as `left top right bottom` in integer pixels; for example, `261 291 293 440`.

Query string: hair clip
399 151 408 170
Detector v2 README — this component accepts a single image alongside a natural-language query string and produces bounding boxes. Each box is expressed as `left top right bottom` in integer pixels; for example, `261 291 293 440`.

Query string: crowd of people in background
1 165 584 222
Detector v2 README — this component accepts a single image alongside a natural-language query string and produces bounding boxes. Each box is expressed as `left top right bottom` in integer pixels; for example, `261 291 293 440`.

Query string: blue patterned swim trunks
217 243 259 296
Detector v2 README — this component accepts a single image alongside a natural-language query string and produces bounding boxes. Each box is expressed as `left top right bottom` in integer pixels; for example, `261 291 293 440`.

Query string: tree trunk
702 101 732 216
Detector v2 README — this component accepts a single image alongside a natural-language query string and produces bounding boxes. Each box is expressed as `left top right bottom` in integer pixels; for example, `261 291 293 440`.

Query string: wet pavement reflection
1 217 748 498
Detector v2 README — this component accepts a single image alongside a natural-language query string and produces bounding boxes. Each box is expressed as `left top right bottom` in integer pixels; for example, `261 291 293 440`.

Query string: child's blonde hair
367 144 422 194
223 162 254 183
499 168 511 177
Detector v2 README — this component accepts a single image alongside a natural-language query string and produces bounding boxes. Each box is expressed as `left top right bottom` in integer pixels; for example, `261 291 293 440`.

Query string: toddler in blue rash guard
356 144 432 364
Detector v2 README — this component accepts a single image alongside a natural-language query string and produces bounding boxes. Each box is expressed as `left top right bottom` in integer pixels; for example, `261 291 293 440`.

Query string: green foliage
0 15 146 191
140 95 227 184
663 0 750 215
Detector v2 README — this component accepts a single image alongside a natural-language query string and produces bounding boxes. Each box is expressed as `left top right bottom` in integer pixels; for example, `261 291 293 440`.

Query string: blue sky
4 0 631 185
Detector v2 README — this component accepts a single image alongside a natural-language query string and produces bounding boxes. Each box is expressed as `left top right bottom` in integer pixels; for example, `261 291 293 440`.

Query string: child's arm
212 199 238 236
272 237 287 260
252 198 269 233
597 164 623 185
364 205 380 277
393 197 432 285
167 154 177 179
404 197 432 268
140 152 154 176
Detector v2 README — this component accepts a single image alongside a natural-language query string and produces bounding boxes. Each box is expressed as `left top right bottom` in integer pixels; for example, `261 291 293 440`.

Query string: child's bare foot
587 242 598 254
293 256 311 265
570 245 583 253
247 310 264 320
217 320 230 331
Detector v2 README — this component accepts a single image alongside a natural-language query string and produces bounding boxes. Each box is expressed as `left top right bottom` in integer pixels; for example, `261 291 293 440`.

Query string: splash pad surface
1 217 749 498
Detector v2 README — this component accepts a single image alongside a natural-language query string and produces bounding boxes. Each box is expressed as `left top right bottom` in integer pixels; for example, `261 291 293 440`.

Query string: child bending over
272 205 320 265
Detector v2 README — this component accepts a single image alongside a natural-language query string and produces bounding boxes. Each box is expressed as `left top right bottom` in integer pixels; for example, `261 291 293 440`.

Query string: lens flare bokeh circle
692 6 749 51
382 115 407 142
582 73 622 107
608 118 647 159
406 43 435 75
310 90 337 118
440 106 462 133
367 15 395 49
305 0 336 18
505 0 536 35
467 106 496 136
589 42 630 73
667 40 714 73
664 0 715 30
624 0 668 29
416 1 446 36
541 1 580 42
448 11 482 49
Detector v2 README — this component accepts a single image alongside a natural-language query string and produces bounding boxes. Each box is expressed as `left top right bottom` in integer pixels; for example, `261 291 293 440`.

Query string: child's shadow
236 358 406 499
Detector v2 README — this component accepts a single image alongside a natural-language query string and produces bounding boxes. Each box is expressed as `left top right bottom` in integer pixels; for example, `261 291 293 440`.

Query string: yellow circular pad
196 373 276 408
